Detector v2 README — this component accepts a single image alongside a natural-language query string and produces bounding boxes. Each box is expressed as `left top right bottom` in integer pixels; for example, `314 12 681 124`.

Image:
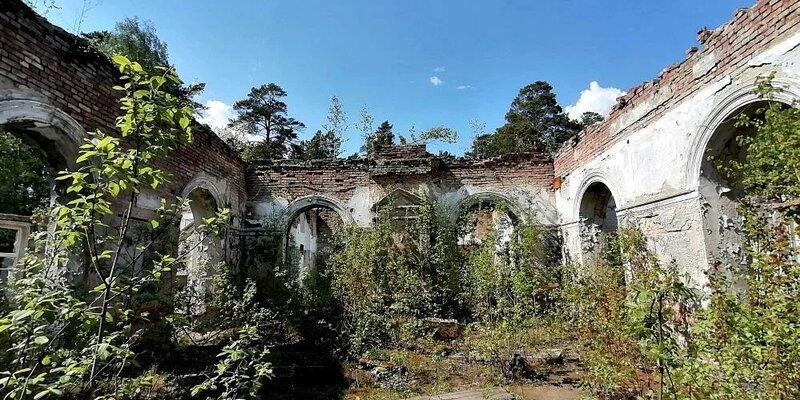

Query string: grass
343 317 579 400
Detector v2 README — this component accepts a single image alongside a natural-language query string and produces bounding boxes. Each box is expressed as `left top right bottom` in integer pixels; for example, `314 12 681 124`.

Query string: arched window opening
578 182 618 256
286 206 341 282
698 101 777 267
176 187 221 314
457 200 517 252
0 122 65 280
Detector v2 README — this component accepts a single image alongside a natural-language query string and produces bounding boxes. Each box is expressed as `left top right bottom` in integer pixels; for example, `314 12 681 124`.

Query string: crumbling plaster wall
246 150 557 235
6 0 800 292
556 2 800 286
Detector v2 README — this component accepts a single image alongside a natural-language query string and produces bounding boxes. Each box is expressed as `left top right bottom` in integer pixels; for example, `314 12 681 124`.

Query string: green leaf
33 336 49 345
112 54 131 69
76 151 97 164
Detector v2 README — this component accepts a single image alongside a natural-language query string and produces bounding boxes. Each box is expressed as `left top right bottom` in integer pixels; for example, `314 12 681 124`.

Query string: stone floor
405 387 514 400
508 385 586 400
405 385 586 400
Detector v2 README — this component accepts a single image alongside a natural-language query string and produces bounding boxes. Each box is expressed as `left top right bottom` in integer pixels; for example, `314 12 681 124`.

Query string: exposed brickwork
0 0 246 211
248 159 371 202
554 0 800 177
4 0 790 239
248 150 554 204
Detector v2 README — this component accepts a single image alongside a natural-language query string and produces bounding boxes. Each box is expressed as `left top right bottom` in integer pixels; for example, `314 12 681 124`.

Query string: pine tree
230 83 305 160
295 130 340 160
365 120 394 153
469 81 580 157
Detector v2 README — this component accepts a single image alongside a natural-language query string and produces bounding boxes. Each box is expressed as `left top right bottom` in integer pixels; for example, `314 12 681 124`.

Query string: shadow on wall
578 182 618 259
698 100 780 269
176 187 222 316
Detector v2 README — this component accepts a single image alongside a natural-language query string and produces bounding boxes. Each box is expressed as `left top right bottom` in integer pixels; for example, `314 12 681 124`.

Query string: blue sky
43 0 753 156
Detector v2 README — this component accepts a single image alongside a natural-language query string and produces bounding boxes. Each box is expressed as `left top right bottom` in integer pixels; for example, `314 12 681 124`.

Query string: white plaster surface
556 33 800 286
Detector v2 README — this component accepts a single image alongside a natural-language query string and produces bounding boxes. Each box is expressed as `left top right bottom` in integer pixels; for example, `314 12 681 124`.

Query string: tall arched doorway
176 186 223 315
0 98 83 280
697 100 780 267
577 182 618 259
283 196 352 282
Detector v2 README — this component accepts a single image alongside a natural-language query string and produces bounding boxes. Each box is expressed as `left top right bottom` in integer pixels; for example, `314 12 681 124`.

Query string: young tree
321 95 346 157
363 120 394 154
0 57 273 400
356 105 375 154
294 95 346 160
230 83 305 161
469 81 579 157
1 56 197 398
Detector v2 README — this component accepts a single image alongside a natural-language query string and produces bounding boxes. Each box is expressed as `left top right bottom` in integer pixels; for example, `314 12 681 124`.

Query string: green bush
563 230 697 399
325 201 562 359
463 213 561 322
565 77 800 400
327 208 437 357
671 76 800 400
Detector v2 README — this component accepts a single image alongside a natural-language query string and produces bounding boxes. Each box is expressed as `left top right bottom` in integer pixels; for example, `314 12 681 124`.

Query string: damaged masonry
2 0 800 398
1 0 800 292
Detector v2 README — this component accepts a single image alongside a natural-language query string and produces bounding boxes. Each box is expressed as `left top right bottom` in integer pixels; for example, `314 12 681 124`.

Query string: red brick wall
443 153 554 190
0 0 246 210
247 160 372 202
554 0 800 177
248 151 554 204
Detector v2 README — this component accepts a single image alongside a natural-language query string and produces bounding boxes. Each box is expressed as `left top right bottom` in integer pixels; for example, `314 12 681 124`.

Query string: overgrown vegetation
562 230 697 399
0 129 54 216
0 57 274 400
308 202 572 397
559 77 800 399
3 9 799 395
673 77 800 399
274 76 800 399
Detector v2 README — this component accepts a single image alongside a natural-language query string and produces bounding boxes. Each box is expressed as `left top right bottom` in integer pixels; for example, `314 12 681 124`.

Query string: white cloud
429 76 443 86
433 66 446 72
197 100 235 130
456 85 473 90
565 81 625 120
197 100 260 142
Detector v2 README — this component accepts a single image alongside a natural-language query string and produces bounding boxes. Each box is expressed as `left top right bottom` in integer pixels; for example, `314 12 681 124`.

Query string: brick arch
181 174 225 211
455 191 527 224
0 92 89 275
573 171 622 220
282 195 353 243
281 194 354 268
283 195 354 229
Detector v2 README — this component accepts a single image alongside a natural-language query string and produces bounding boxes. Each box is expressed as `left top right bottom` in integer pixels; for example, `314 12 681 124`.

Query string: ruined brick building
1 0 799 289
